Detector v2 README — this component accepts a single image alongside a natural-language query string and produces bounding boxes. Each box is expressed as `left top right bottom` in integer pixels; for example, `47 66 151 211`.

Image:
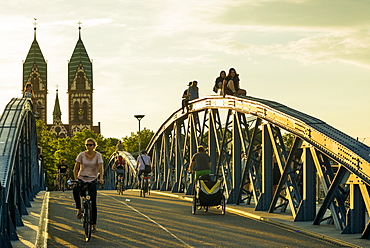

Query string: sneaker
34 111 40 115
38 105 44 109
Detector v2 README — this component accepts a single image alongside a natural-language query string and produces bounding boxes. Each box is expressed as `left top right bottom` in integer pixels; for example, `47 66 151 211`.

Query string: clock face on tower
78 108 84 115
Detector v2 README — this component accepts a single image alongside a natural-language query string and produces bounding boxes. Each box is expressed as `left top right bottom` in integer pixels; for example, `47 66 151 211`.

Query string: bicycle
116 174 125 195
71 180 96 242
58 173 68 192
140 175 150 198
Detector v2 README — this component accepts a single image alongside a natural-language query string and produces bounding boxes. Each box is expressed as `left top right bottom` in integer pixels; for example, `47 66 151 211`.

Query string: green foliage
282 132 295 151
122 128 155 156
36 120 130 190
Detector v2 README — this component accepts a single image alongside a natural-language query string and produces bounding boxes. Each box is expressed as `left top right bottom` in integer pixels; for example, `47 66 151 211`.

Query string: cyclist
112 155 126 187
188 146 211 181
57 159 69 190
136 150 151 186
73 138 104 234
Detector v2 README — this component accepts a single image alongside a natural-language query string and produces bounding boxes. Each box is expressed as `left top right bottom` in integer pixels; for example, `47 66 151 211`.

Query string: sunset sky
0 0 369 145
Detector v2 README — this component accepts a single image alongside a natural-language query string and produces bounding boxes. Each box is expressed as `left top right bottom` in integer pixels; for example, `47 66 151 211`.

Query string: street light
134 114 145 153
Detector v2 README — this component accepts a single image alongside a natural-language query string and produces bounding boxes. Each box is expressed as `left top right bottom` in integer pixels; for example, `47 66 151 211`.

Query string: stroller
192 174 226 215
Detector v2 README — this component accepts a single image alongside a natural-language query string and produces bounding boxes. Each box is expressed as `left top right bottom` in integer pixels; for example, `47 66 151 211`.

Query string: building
23 24 101 137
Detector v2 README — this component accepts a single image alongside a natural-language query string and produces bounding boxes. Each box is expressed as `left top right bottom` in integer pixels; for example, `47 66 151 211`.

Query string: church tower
49 89 68 138
23 21 47 123
68 25 93 136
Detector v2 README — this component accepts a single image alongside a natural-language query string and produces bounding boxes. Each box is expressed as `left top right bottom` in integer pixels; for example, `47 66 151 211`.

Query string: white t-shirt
137 155 151 170
76 151 103 182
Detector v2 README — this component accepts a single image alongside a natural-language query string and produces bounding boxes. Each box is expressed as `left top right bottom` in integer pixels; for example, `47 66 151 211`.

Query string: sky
0 0 369 145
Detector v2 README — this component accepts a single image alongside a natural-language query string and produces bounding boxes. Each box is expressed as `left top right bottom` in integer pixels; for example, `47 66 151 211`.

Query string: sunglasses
85 144 95 146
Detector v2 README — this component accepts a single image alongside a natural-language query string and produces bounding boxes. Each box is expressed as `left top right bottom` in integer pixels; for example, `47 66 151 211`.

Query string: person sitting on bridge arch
115 140 123 152
189 145 211 181
23 82 43 114
213 70 226 94
222 68 246 97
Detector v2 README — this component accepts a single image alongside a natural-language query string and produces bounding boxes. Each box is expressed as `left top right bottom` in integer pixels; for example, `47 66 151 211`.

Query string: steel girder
0 98 43 246
146 95 370 237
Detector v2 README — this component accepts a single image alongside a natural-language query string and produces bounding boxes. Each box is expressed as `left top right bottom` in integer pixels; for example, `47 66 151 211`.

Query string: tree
36 120 121 189
122 128 155 156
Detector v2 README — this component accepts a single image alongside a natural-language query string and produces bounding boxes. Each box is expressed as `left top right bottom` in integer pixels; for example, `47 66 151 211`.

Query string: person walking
73 138 104 233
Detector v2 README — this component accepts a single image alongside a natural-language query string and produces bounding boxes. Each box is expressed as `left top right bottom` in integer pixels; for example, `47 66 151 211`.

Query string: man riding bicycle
188 146 211 181
112 155 126 186
136 150 151 186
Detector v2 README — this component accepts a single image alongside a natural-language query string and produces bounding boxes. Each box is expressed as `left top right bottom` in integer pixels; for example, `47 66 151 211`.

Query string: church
23 24 101 138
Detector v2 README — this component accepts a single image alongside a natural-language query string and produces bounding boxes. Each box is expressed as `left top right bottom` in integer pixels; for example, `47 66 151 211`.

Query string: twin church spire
23 22 100 137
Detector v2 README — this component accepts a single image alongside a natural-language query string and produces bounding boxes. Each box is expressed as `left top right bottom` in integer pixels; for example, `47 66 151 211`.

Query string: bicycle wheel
221 195 226 215
84 201 93 242
143 182 146 198
120 182 124 195
61 177 65 192
192 194 197 215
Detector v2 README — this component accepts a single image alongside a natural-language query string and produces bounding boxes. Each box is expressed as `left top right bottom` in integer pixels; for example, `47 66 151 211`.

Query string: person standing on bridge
181 82 191 114
73 138 104 233
189 146 211 181
188 80 199 101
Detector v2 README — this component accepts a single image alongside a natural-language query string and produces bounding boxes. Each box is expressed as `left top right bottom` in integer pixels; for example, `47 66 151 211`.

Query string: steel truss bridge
0 98 44 247
145 95 370 238
1 95 370 246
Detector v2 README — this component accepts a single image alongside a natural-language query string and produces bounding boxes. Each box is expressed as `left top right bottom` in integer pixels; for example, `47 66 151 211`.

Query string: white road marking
100 192 193 248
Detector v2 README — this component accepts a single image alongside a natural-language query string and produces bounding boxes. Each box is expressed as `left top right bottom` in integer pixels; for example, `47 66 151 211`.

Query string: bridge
1 95 370 247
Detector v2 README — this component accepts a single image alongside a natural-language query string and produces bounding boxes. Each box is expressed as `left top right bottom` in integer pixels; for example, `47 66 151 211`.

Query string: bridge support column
227 112 242 204
296 147 316 221
342 183 365 234
255 124 273 211
208 110 217 176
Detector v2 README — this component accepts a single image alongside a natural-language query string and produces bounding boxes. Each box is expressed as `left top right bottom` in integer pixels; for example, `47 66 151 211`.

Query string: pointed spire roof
23 22 47 85
53 89 62 122
69 24 92 88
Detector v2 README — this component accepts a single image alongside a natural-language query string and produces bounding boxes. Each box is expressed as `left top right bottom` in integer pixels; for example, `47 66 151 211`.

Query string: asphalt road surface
47 190 340 248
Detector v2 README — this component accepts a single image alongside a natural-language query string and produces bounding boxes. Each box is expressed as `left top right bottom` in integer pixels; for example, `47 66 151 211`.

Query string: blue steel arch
105 151 138 190
146 95 370 237
0 98 44 247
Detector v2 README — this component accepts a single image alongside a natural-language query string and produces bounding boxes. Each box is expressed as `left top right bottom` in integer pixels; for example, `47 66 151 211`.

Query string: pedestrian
213 70 226 95
73 138 104 233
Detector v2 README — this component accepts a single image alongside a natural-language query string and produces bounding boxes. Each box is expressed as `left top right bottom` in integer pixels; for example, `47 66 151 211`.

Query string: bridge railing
0 98 44 247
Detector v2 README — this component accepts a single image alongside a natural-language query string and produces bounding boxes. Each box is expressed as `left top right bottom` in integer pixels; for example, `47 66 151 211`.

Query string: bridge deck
12 190 368 247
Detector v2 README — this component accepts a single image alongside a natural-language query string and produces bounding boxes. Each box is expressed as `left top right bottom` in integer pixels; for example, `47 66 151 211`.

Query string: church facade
23 25 100 138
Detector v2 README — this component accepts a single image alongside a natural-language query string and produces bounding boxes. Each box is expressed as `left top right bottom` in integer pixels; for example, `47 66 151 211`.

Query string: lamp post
134 114 145 153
